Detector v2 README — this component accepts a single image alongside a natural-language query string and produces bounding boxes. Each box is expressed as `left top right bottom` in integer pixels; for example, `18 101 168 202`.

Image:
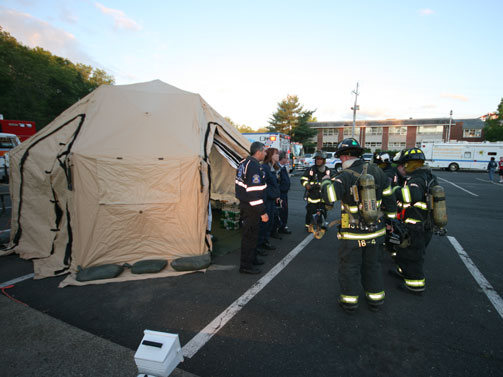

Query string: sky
1 0 502 129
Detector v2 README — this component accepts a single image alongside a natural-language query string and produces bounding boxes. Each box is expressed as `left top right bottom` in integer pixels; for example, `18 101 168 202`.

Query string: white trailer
420 141 503 171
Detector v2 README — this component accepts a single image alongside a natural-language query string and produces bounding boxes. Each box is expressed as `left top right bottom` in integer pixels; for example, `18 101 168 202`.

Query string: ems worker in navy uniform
301 151 332 231
321 139 397 313
277 151 292 234
392 148 438 294
235 142 269 274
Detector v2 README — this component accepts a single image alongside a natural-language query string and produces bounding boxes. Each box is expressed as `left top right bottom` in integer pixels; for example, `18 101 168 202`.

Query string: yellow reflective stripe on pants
366 291 385 301
338 227 386 240
307 198 321 203
340 295 359 304
405 278 425 287
386 212 397 219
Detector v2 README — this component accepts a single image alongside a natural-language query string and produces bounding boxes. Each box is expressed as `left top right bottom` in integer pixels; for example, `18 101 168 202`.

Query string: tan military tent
4 80 250 286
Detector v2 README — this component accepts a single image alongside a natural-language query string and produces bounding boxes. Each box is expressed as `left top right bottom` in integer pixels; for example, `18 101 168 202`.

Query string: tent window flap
97 159 180 205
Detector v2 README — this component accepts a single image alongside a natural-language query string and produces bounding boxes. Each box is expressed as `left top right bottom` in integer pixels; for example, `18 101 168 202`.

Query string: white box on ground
135 330 184 377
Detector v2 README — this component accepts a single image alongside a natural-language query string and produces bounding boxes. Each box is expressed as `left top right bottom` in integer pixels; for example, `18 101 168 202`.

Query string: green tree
268 95 317 145
0 27 114 130
483 98 503 141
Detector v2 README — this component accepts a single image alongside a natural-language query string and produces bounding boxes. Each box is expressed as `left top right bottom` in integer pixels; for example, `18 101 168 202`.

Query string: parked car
325 153 343 173
362 153 373 162
301 153 314 168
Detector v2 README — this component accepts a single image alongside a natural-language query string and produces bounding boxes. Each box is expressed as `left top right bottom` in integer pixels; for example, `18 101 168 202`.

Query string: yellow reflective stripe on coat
340 295 359 304
338 227 386 240
402 186 411 203
405 278 425 287
325 183 336 203
366 291 385 301
382 185 392 196
307 198 321 203
344 204 358 213
413 201 428 210
404 218 422 224
386 212 397 219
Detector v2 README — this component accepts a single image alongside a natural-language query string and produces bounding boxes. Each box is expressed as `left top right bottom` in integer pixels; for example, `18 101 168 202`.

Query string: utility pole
351 82 359 139
447 110 453 142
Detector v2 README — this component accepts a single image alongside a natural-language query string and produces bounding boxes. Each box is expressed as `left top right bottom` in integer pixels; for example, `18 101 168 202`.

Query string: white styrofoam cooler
134 330 184 377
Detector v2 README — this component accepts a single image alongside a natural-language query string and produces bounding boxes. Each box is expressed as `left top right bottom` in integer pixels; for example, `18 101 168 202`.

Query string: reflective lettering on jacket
235 157 267 213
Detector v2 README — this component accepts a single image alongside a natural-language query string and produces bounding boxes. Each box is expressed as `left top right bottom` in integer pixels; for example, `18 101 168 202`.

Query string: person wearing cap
375 152 399 187
321 138 397 313
235 142 269 274
300 151 333 232
391 147 439 294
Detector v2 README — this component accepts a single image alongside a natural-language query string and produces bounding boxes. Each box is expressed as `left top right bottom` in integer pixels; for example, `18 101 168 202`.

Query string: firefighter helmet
335 138 364 157
398 148 425 163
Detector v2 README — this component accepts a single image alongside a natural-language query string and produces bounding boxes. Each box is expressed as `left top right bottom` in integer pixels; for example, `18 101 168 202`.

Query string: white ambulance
420 141 503 171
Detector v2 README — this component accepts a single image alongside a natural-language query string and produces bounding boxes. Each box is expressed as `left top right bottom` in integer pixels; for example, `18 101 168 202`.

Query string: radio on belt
134 330 183 377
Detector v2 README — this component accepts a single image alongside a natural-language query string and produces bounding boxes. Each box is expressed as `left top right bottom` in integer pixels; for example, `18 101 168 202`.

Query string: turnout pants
338 239 385 307
240 203 261 269
395 224 431 292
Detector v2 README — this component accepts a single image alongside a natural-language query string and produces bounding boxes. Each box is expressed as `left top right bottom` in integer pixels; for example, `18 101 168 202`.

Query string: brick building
308 118 485 152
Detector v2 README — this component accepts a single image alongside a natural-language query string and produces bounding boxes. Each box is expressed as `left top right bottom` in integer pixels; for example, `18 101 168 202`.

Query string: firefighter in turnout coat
321 138 397 313
301 151 333 231
393 148 438 294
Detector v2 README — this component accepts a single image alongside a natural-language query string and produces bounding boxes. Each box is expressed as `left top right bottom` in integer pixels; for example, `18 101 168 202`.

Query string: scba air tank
431 185 448 227
359 173 378 225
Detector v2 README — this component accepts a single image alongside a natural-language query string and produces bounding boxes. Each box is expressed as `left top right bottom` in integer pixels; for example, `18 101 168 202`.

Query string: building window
417 125 444 134
323 128 338 137
365 142 382 148
389 126 407 135
323 142 335 148
343 127 360 137
463 129 482 138
365 127 382 136
388 142 407 148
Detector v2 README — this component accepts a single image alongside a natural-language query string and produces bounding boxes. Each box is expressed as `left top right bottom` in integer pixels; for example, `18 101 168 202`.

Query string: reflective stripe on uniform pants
340 295 359 304
338 227 386 240
366 291 385 301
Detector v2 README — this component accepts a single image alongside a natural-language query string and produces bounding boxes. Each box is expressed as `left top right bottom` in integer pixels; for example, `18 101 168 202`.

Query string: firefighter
392 147 438 294
321 138 397 313
375 152 400 187
300 151 333 232
235 142 269 274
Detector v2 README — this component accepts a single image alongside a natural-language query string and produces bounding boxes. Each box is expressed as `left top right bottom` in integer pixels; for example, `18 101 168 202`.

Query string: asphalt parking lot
1 170 503 376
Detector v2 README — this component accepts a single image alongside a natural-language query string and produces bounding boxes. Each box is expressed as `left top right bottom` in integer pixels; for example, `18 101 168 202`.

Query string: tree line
483 98 503 141
0 26 114 130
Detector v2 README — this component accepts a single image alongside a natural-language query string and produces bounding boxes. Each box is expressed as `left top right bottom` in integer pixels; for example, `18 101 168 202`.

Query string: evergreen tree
268 95 317 145
483 98 503 141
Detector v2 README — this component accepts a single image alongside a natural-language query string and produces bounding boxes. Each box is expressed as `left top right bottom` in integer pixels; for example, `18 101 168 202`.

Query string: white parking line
182 233 315 358
0 273 35 288
447 236 503 320
437 177 478 197
475 178 503 187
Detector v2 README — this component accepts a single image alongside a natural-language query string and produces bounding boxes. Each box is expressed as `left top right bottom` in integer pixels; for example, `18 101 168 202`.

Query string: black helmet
399 148 425 163
313 151 327 160
335 138 364 157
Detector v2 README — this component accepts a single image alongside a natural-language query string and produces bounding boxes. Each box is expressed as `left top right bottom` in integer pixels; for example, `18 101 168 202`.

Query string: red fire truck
0 119 36 142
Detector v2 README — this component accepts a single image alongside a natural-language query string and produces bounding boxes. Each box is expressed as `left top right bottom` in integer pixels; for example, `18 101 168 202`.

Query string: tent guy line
182 233 315 359
448 236 503 320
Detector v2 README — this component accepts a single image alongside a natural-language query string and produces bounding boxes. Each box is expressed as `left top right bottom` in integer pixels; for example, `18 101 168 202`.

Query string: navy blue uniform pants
240 203 260 269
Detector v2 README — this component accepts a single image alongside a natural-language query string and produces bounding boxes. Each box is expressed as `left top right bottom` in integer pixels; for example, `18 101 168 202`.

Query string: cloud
440 93 469 102
59 7 78 24
94 2 141 31
0 7 95 65
419 8 435 16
